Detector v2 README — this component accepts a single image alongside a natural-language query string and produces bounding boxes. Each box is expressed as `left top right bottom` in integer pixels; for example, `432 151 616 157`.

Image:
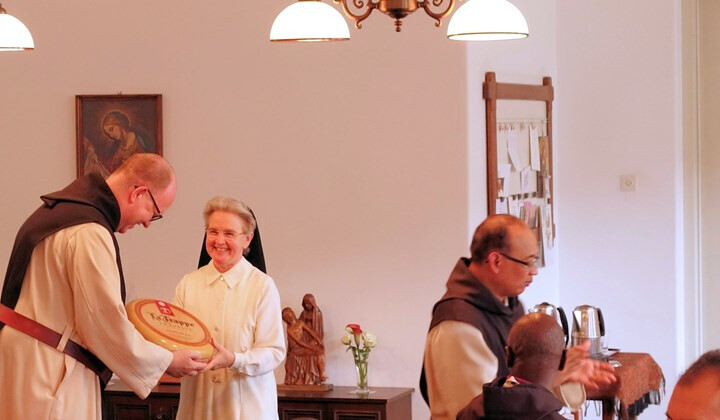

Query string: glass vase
352 347 370 394
354 358 369 394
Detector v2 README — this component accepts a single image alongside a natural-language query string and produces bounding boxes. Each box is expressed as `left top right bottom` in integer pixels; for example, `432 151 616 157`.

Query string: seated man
457 313 568 420
667 349 720 420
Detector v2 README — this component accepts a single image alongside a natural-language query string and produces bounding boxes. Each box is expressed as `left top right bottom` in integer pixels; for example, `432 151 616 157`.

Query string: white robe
174 257 286 420
425 321 586 419
424 320 499 420
0 223 172 420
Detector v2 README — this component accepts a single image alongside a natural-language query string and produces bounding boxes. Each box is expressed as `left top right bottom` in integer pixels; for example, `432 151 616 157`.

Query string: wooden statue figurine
281 294 330 390
300 294 323 339
282 307 327 387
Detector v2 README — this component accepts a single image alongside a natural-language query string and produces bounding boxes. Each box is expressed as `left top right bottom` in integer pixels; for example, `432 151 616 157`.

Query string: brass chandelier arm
334 0 376 29
419 0 455 27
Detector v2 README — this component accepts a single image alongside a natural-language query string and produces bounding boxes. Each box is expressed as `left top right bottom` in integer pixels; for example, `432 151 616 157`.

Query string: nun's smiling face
205 210 252 273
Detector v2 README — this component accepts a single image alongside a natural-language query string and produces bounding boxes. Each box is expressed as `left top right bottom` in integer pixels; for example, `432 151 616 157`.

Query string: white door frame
681 0 701 371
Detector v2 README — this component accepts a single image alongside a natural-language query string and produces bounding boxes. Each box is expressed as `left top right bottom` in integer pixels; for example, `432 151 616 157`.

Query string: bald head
668 350 720 419
106 153 177 233
108 153 175 193
470 214 531 264
503 313 566 389
508 313 565 364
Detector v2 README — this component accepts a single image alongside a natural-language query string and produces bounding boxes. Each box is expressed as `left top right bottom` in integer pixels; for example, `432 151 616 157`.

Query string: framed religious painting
75 94 163 178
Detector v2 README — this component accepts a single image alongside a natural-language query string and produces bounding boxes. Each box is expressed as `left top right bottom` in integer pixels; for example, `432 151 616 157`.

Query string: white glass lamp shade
270 1 350 42
447 0 528 41
0 12 34 51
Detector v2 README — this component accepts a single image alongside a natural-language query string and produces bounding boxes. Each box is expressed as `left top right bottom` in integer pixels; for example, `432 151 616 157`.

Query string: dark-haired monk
457 313 567 419
421 215 615 419
421 215 541 419
667 349 720 420
0 154 206 419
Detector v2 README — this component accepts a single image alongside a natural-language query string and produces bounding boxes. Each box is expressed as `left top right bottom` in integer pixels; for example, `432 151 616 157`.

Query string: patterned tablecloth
585 352 665 419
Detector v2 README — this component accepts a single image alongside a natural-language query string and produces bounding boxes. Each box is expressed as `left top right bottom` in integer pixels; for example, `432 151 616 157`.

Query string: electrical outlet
620 175 636 192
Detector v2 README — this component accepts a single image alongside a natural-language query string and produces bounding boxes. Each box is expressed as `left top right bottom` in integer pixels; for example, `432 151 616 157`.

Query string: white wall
0 1 467 418
0 0 690 418
556 1 683 417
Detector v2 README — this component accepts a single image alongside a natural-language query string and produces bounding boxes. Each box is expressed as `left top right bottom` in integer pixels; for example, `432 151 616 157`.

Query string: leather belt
0 303 112 387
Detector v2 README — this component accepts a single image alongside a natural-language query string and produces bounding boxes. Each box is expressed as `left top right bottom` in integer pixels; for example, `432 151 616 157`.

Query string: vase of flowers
342 323 377 394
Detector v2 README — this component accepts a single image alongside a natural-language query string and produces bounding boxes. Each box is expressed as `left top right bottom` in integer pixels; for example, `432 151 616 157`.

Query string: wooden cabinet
103 383 180 420
103 383 413 420
277 386 413 420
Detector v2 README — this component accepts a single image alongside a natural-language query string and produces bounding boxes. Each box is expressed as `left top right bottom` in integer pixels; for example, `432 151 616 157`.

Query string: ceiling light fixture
271 0 350 42
270 0 528 42
447 0 528 40
0 3 34 51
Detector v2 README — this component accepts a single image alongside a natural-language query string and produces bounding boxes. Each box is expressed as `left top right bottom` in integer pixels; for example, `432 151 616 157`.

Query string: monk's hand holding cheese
166 349 208 377
202 338 236 372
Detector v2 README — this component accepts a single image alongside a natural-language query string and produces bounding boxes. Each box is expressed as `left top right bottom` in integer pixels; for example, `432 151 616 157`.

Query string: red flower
346 323 363 335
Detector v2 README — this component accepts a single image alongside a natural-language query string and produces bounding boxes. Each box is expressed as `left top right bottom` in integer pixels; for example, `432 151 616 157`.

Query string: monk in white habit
0 153 207 420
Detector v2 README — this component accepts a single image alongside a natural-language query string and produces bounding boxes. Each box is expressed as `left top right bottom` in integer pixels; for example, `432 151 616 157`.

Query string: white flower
363 332 377 348
341 334 352 345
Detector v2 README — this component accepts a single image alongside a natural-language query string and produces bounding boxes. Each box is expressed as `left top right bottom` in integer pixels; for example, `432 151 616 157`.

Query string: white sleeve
424 320 498 420
69 224 172 398
230 279 287 376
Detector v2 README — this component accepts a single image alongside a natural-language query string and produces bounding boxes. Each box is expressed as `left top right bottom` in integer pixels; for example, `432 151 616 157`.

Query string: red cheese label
156 300 174 316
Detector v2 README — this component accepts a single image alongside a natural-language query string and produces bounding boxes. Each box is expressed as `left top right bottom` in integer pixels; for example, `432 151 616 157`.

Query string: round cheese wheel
126 299 215 360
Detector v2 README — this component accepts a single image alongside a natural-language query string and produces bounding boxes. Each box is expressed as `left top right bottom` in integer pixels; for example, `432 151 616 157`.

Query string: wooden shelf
103 382 413 420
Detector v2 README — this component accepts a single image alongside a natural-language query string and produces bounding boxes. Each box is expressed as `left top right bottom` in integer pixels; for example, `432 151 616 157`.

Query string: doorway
683 0 720 354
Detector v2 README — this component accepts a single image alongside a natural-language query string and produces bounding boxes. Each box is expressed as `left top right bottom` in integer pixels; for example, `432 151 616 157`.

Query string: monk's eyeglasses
146 188 163 222
498 252 537 269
